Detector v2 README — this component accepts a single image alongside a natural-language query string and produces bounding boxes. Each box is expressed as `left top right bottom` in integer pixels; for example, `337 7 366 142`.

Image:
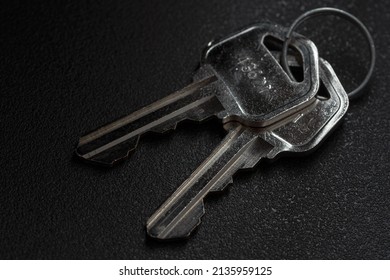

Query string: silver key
146 58 349 240
75 23 319 166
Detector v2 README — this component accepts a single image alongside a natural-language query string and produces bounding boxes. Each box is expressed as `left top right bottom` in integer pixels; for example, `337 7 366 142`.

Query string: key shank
146 123 273 240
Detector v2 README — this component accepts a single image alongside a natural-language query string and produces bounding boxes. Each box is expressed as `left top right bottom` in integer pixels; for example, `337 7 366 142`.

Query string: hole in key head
289 65 304 82
315 81 330 100
263 35 304 82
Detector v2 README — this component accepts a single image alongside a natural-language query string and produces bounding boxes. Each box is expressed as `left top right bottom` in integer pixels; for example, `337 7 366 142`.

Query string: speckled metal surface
202 23 319 126
0 0 389 259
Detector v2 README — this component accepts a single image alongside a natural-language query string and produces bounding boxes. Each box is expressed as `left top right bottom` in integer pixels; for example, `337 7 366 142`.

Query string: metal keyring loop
281 7 376 100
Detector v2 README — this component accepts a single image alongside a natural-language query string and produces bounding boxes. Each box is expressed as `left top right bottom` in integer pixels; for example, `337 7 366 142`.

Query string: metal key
146 58 349 240
76 23 319 166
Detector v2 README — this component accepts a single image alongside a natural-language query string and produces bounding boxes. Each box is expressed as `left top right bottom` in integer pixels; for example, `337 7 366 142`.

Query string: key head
202 23 319 127
264 57 349 158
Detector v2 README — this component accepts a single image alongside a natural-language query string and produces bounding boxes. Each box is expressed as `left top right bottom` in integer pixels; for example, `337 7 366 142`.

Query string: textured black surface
1 0 389 259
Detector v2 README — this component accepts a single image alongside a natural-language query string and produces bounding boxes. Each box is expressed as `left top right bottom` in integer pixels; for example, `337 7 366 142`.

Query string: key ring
281 7 376 100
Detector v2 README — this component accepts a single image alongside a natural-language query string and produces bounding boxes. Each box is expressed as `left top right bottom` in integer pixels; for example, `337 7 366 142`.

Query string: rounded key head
202 22 319 127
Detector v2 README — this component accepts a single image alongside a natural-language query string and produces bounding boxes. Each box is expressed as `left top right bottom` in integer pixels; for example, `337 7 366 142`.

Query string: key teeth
187 114 215 123
76 115 217 166
150 122 179 134
150 112 217 134
75 136 140 167
147 200 205 240
210 177 234 193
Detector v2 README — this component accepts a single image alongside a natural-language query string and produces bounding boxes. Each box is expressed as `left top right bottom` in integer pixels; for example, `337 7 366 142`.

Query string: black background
1 0 389 259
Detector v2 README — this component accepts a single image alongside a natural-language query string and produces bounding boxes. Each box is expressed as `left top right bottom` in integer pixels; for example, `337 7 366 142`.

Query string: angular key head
265 57 349 157
202 22 319 127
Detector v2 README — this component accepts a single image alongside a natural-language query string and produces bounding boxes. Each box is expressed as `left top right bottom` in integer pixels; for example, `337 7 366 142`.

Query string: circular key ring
281 7 376 99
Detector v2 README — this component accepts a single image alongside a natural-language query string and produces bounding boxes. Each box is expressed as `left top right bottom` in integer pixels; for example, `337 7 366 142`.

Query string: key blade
146 123 274 240
76 75 224 166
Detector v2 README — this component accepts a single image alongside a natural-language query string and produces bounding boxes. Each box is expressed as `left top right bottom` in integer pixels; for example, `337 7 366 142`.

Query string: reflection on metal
76 23 349 240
